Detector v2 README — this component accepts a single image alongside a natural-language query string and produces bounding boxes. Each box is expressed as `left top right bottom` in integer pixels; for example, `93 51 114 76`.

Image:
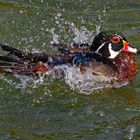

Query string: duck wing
0 44 50 75
0 52 37 75
0 44 50 63
53 43 90 54
0 44 116 76
0 44 74 75
0 44 26 58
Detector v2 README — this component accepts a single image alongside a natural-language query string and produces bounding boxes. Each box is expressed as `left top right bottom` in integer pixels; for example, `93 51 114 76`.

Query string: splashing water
50 28 59 44
5 62 128 94
69 23 94 44
125 125 136 140
44 64 128 94
6 23 128 94
47 24 128 94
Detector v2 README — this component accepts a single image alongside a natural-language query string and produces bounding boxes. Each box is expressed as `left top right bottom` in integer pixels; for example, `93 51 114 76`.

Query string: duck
55 31 139 83
0 30 139 91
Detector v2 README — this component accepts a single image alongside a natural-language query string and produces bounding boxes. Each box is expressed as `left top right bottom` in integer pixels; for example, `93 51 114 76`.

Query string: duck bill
122 40 138 54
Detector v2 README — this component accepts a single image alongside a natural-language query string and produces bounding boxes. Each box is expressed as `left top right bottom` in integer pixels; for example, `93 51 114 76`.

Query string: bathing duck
55 31 139 83
0 31 139 85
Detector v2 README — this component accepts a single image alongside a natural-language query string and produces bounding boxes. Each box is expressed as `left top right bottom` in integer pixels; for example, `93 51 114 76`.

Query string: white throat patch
108 43 121 59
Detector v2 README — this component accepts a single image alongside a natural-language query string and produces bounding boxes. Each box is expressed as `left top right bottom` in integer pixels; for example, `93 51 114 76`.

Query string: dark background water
0 0 140 139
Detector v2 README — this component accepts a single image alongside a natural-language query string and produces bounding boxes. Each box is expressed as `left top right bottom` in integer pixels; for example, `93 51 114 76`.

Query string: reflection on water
0 0 140 139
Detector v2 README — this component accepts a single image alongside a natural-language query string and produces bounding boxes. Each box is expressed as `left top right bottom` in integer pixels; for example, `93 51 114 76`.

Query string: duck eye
111 36 120 43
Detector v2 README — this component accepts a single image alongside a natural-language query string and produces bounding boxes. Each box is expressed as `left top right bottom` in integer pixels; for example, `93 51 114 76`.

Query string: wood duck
57 31 139 82
0 31 139 87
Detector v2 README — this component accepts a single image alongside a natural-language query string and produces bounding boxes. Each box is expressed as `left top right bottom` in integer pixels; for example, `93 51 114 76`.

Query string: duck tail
0 44 50 75
0 55 30 75
0 44 26 58
0 44 24 66
0 44 50 63
0 44 33 75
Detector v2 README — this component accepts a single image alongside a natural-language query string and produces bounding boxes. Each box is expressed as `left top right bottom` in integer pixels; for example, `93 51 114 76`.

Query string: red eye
111 36 120 43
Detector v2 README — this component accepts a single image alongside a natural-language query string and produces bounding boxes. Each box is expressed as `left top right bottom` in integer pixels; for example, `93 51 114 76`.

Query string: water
0 0 140 139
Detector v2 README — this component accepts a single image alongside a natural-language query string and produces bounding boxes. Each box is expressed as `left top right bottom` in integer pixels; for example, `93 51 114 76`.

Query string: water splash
50 28 59 44
96 110 105 117
125 125 136 140
0 60 128 94
44 64 127 94
69 22 94 44
15 75 32 89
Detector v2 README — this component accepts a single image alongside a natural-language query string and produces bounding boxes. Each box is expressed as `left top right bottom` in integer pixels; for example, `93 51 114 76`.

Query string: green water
0 0 140 139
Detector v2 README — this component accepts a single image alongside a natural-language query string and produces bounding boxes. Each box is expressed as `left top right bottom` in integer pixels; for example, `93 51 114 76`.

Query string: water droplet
124 125 136 140
42 20 46 24
127 125 136 133
96 110 105 117
50 28 59 44
125 132 134 140
42 42 46 47
19 10 24 14
55 20 60 24
57 13 62 17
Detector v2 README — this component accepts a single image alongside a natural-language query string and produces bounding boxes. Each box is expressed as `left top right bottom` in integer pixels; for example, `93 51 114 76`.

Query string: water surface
0 0 140 139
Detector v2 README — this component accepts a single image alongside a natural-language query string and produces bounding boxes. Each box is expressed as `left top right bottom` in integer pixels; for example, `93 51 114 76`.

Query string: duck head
89 30 139 82
90 31 139 59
